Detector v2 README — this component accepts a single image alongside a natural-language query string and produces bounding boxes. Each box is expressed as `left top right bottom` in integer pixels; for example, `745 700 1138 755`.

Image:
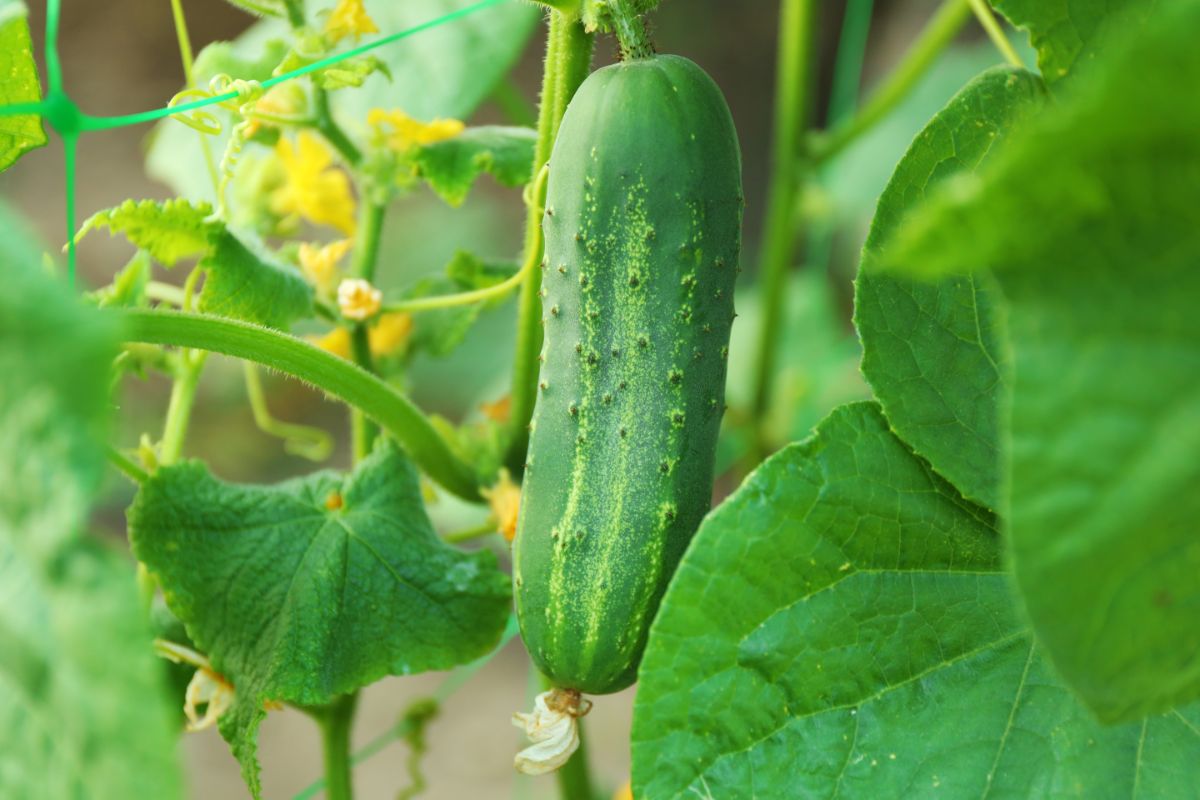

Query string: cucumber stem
608 0 654 61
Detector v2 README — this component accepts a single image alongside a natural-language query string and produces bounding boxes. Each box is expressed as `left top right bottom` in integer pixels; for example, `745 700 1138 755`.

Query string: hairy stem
810 0 972 164
609 0 654 60
112 309 482 501
750 0 817 450
505 13 595 475
316 694 357 800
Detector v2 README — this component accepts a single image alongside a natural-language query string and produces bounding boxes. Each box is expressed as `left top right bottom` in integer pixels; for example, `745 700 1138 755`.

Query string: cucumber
514 54 743 695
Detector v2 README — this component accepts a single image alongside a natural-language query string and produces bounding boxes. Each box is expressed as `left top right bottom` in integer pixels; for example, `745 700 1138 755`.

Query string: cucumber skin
514 55 743 695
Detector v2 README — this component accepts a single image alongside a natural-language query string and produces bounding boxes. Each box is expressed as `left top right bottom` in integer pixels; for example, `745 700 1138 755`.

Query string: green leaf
990 0 1150 87
0 0 47 173
877 1 1200 721
78 198 215 266
411 125 537 206
0 245 182 799
79 199 313 329
128 441 511 798
631 403 1200 799
855 67 1044 510
89 250 153 310
197 228 314 329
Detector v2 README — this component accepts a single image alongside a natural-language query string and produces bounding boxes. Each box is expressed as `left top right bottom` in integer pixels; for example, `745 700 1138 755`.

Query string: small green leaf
855 66 1044 510
404 251 516 358
411 125 537 206
990 0 1150 87
197 228 314 329
78 198 215 266
89 251 153 310
878 1 1200 721
631 403 1200 799
0 0 47 173
128 441 511 798
0 244 182 799
79 199 313 329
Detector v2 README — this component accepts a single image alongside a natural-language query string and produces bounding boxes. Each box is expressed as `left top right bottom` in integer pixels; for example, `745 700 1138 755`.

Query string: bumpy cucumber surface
514 54 743 695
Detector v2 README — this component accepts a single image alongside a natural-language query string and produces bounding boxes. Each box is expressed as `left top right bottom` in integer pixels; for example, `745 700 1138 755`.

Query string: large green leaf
411 125 537 206
990 0 1150 87
631 403 1200 799
80 199 314 329
128 441 511 797
0 242 182 799
145 0 539 202
855 67 1043 511
877 0 1200 722
0 0 46 173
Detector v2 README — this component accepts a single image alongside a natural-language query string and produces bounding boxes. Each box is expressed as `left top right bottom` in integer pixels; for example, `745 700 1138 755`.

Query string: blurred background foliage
0 1 1028 796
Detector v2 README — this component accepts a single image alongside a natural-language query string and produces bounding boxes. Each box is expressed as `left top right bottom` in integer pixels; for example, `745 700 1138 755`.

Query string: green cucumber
514 54 743 695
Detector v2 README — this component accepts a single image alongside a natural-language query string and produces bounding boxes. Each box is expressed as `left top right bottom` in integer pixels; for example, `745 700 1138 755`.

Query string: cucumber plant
1 0 1198 798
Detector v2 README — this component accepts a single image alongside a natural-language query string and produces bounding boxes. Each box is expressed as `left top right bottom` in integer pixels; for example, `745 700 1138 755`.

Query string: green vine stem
608 0 654 60
111 309 483 501
808 0 972 164
314 87 364 167
505 13 595 474
749 0 817 451
244 363 334 461
313 694 358 800
967 0 1026 68
347 200 387 460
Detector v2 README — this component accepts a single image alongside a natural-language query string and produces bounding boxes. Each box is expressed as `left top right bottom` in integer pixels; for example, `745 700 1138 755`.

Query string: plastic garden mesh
0 0 507 281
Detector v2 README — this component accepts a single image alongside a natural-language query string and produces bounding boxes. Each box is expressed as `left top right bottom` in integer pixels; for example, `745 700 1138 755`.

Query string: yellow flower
369 312 413 357
271 132 358 236
338 278 383 321
482 470 521 543
299 238 353 293
325 0 379 44
310 327 352 360
612 781 633 800
367 108 464 153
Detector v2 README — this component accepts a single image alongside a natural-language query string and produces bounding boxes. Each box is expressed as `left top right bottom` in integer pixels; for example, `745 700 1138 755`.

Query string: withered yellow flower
325 0 379 44
271 132 358 236
338 277 383 321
